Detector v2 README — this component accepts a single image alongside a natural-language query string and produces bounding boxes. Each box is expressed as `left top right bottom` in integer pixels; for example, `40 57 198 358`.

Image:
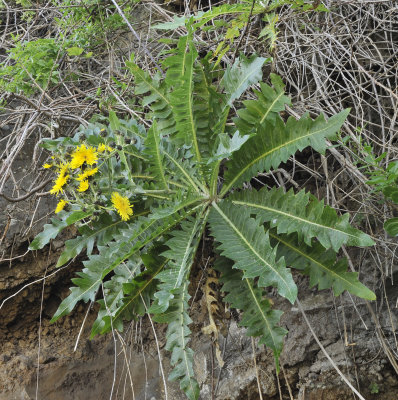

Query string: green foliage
221 109 350 196
215 257 287 368
152 0 329 53
0 38 63 94
31 35 374 399
29 210 92 250
369 382 379 394
355 140 398 237
209 202 297 303
0 1 130 96
230 187 374 251
270 232 375 299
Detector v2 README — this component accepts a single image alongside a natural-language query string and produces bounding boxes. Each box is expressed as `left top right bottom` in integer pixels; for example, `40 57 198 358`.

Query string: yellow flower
43 163 52 169
76 167 98 181
55 199 67 213
57 162 69 176
111 192 133 221
50 173 69 195
70 144 98 169
77 180 89 192
98 143 113 153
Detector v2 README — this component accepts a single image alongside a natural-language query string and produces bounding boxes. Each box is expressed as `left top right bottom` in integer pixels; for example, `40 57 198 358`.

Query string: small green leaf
385 218 398 237
207 131 252 163
382 186 398 203
67 46 84 56
221 55 268 107
151 15 189 30
109 110 121 131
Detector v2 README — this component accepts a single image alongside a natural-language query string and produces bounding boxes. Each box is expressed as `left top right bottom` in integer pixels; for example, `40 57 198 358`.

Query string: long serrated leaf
209 201 297 303
165 36 203 168
231 187 374 251
153 282 200 400
270 231 376 300
150 210 207 313
97 248 168 336
90 257 142 338
221 109 350 196
57 215 124 267
144 121 169 190
214 257 287 369
29 210 91 250
126 60 174 134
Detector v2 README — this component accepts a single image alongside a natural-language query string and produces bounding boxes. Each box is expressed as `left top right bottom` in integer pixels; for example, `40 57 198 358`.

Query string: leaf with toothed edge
152 281 200 400
51 212 192 323
29 210 91 250
221 109 350 196
269 231 376 300
209 201 297 304
214 256 287 371
231 187 375 252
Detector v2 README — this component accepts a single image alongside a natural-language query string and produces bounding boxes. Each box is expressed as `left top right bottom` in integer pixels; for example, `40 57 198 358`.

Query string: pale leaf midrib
269 232 360 292
259 91 284 124
232 199 357 242
222 120 338 196
153 128 168 190
245 278 279 350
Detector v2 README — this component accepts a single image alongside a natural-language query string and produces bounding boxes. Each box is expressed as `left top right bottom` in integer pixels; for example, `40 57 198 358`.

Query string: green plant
350 138 398 237
153 0 328 58
30 34 375 400
0 1 131 97
367 161 398 237
369 382 379 394
0 38 63 95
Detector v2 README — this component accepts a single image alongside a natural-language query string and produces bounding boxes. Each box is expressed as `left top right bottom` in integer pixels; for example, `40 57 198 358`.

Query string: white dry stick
140 295 168 400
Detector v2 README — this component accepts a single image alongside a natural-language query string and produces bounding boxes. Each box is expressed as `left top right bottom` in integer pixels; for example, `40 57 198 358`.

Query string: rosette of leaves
30 34 375 400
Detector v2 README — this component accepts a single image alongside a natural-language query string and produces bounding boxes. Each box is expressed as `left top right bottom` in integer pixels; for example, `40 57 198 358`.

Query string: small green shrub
0 38 63 95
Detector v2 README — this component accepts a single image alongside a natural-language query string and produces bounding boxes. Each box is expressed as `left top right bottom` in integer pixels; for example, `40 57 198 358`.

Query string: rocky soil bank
1 238 397 399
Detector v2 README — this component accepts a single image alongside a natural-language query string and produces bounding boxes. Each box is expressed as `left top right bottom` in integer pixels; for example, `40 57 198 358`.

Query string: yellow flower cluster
43 138 118 216
70 144 98 169
111 192 133 221
77 180 89 192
